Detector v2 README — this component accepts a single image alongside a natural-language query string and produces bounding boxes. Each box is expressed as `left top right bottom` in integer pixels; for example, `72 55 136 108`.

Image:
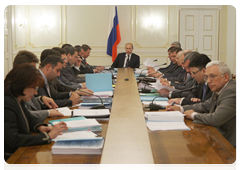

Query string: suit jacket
181 83 212 105
163 65 186 78
56 74 82 91
4 95 51 160
24 97 49 122
158 61 173 73
79 57 95 74
170 73 198 90
111 53 140 68
183 80 236 147
36 83 72 107
61 63 85 83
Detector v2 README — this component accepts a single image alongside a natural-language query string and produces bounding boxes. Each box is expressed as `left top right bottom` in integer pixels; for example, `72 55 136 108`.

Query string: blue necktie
202 84 207 101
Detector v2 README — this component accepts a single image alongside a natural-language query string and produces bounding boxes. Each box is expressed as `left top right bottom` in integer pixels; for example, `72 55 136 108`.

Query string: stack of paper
145 111 184 122
81 97 112 106
52 138 104 155
145 111 190 131
73 109 110 117
154 79 176 92
52 131 103 141
49 117 102 132
56 107 72 116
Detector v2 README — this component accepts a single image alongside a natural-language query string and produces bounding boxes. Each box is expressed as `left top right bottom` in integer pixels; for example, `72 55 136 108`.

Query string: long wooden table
6 68 236 164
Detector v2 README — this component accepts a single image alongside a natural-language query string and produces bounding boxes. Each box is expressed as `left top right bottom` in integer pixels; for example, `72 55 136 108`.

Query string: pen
171 102 175 106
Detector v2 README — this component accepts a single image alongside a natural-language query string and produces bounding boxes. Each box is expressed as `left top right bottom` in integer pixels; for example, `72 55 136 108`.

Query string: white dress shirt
123 53 132 67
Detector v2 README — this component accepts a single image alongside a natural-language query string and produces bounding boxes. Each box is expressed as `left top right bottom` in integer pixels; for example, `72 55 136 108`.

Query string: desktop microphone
138 63 167 77
148 86 197 111
77 89 105 109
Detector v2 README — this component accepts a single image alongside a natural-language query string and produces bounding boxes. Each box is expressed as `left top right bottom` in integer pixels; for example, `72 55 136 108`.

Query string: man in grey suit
167 61 236 148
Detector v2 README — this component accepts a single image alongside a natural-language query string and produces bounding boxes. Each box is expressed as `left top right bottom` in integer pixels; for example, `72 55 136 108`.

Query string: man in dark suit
167 61 236 148
37 55 81 107
168 54 212 105
111 43 140 68
77 44 105 73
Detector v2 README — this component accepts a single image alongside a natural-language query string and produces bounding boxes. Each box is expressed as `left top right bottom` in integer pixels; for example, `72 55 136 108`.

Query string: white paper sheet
53 131 97 141
147 121 190 131
56 107 72 116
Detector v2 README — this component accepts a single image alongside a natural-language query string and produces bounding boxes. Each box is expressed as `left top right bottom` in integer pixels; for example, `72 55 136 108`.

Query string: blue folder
140 96 168 101
85 73 112 92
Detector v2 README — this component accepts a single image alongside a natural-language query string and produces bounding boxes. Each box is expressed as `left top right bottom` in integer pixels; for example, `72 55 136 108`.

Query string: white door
180 9 219 61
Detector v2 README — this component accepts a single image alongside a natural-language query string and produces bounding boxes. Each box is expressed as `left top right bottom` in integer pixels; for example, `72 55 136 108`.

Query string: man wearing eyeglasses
167 54 213 105
167 61 236 148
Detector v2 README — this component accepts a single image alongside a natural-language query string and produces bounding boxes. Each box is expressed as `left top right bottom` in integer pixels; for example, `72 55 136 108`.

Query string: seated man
77 44 105 73
167 61 236 148
37 55 81 107
111 43 140 68
168 54 212 105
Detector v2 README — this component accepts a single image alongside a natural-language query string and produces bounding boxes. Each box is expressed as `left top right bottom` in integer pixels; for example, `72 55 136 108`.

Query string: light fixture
39 14 50 29
19 19 28 28
148 19 157 29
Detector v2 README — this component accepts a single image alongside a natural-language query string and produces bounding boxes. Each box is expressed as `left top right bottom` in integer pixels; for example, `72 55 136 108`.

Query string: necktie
202 84 207 101
46 83 51 97
126 55 130 67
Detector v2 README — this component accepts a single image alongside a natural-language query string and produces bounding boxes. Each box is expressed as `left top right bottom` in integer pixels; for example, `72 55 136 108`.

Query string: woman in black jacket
4 63 68 161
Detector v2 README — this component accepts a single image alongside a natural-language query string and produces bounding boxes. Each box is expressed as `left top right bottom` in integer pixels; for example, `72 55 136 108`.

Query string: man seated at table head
166 61 236 148
111 43 140 68
167 53 212 106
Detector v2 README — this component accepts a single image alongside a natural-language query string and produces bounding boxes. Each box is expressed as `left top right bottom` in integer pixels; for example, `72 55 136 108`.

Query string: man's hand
167 98 182 105
48 109 64 117
191 98 201 102
96 66 105 71
69 92 81 106
80 83 87 89
41 96 58 109
48 121 68 139
184 110 195 120
75 57 82 66
93 69 100 73
75 89 94 96
165 105 181 112
157 89 170 96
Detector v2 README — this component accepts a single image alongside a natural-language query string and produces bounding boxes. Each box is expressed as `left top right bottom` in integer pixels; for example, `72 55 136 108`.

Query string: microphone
148 86 197 111
138 63 167 77
77 89 105 109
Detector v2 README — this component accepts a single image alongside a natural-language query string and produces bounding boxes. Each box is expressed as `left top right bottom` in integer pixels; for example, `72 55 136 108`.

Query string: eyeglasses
191 68 202 75
34 87 39 91
204 74 224 81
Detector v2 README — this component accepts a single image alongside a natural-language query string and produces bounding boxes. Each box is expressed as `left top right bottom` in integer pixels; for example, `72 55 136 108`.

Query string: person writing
4 64 68 161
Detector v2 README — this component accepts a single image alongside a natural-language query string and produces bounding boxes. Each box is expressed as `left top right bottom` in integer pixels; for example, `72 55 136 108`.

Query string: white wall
4 5 236 77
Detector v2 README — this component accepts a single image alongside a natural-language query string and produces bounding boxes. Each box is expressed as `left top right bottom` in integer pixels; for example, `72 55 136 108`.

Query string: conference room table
6 68 236 164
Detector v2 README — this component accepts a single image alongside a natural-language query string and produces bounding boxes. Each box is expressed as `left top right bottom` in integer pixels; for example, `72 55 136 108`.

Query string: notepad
146 122 190 131
145 111 184 122
73 109 110 117
52 131 103 142
49 117 102 132
56 107 72 116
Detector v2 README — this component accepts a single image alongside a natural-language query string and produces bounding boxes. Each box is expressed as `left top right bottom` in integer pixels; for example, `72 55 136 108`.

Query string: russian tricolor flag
107 5 121 62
